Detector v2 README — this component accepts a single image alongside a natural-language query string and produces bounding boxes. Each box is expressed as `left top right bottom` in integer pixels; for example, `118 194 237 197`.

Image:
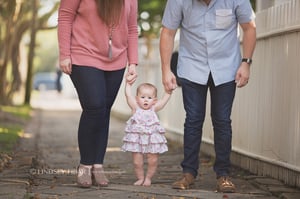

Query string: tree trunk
0 18 13 105
7 22 31 103
24 0 38 105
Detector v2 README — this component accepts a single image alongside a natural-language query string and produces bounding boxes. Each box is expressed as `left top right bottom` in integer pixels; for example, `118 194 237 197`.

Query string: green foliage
138 0 167 37
0 0 16 19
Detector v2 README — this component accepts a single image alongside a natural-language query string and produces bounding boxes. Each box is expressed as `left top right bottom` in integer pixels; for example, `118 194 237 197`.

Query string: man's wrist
241 58 252 65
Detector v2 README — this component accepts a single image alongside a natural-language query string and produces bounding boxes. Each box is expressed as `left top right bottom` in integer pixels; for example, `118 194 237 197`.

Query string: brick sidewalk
0 92 299 198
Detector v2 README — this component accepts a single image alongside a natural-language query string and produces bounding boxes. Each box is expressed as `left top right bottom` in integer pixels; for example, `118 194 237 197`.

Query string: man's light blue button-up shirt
162 0 255 86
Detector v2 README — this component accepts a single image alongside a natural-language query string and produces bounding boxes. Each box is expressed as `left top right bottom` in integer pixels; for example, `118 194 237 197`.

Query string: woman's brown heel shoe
77 165 92 188
92 167 109 187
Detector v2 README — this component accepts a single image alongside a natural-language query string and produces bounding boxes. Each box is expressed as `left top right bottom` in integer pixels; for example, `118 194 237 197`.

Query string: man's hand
235 62 250 88
162 70 177 94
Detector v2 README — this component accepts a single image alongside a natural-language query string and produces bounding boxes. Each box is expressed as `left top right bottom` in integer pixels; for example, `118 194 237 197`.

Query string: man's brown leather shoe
172 173 195 190
216 176 236 193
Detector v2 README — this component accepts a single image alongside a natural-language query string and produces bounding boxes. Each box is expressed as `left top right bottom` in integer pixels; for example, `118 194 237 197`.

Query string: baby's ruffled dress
121 107 168 154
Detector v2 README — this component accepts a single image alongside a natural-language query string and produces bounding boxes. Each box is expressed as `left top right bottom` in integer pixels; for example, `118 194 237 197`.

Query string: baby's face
136 88 157 110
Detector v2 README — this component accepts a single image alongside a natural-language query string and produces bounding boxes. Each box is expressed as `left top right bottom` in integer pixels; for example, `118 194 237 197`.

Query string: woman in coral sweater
58 0 138 188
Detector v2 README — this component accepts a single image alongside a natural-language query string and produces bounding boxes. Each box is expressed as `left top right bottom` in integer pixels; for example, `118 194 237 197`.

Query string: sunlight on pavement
31 90 81 110
31 73 81 110
106 147 122 152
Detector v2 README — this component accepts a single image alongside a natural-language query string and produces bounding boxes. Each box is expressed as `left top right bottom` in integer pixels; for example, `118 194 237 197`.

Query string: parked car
33 72 57 91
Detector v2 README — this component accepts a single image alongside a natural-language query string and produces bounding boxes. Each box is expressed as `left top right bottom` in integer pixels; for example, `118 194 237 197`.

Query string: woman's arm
57 0 80 61
127 0 138 66
57 0 80 74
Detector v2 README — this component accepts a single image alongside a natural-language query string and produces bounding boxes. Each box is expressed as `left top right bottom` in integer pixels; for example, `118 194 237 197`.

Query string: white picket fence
112 0 300 188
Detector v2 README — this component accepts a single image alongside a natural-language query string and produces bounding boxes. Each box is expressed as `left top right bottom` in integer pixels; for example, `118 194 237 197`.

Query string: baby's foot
142 178 151 186
133 179 144 186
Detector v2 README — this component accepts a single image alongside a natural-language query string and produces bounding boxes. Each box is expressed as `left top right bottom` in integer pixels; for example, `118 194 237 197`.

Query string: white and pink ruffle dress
121 107 168 154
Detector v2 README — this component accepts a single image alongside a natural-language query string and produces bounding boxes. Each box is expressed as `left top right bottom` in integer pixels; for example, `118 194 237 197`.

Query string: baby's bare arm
154 92 172 112
125 79 137 111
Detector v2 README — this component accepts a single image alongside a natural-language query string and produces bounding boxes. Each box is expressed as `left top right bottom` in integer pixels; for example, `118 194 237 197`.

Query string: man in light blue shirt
160 0 256 192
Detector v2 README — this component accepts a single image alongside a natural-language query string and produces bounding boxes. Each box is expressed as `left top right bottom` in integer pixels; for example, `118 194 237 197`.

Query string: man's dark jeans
179 76 236 178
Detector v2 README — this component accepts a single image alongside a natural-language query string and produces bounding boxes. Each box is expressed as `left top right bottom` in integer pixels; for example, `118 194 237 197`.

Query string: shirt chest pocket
215 9 233 29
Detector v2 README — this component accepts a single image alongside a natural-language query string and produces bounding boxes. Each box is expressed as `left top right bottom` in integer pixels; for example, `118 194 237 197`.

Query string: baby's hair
136 83 157 97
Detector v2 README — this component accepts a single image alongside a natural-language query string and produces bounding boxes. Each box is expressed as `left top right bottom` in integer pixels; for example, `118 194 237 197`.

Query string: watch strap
242 58 252 65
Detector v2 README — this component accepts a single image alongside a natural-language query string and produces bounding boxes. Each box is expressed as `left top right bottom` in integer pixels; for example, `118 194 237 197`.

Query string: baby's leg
132 152 144 185
143 153 158 186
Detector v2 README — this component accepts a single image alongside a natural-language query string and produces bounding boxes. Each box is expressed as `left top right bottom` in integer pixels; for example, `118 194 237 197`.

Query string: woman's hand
60 58 72 75
126 64 137 84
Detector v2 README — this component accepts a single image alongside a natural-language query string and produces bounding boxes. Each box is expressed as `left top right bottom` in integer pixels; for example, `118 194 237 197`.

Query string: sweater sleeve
127 0 139 65
57 0 80 62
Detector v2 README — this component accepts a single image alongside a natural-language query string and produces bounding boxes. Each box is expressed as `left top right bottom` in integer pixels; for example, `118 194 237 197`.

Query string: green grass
1 105 31 120
0 105 31 153
0 126 23 153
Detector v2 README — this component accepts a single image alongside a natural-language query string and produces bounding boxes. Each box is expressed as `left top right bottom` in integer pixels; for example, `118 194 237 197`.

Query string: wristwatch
242 58 252 65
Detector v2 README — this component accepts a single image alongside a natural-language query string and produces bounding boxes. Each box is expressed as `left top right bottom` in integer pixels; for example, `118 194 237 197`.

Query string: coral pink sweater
58 0 138 71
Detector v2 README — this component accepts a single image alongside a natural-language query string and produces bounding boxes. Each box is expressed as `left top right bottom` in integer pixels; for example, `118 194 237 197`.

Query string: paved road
0 91 299 199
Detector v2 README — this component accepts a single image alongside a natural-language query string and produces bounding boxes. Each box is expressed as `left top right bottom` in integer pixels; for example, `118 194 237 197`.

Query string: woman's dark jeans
179 75 236 178
70 65 125 165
